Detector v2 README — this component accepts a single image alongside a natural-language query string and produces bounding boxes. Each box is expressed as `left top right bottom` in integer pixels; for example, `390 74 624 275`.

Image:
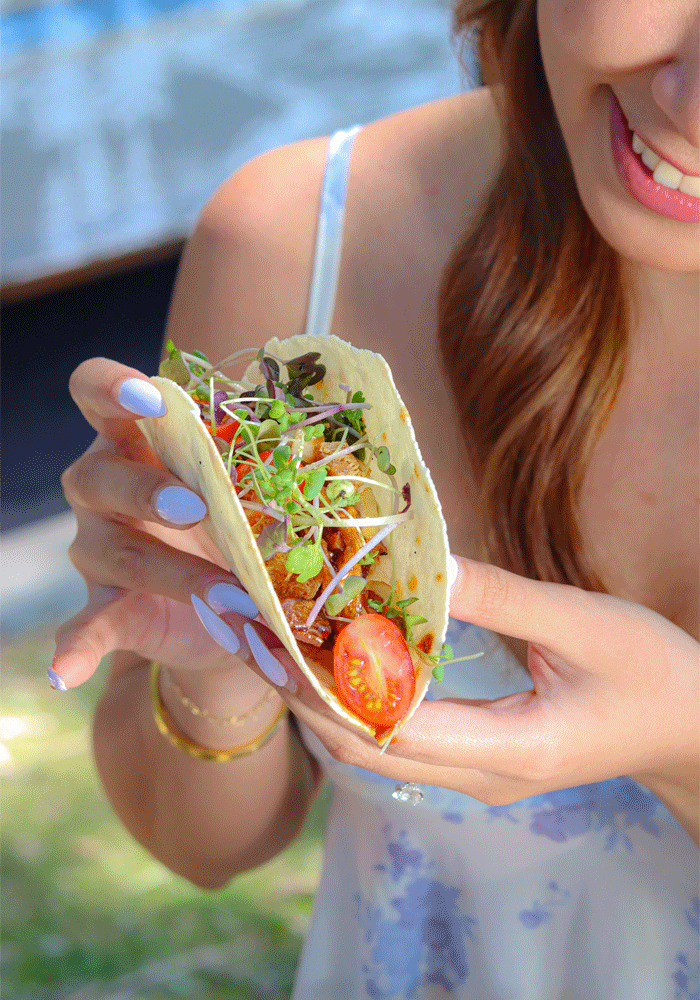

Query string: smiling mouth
609 90 700 223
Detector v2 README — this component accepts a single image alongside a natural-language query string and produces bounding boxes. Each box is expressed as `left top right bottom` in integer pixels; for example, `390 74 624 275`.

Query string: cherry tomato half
333 613 415 729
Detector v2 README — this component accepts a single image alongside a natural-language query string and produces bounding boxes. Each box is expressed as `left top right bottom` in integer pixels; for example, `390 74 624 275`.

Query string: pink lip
609 91 700 223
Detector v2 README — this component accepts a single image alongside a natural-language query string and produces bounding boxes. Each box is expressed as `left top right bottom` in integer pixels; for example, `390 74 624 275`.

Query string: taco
137 334 450 746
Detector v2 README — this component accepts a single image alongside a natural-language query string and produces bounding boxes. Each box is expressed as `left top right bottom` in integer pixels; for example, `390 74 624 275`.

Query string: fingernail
206 582 258 620
47 666 68 691
191 594 240 655
447 554 459 591
243 623 289 688
154 485 207 525
118 378 167 418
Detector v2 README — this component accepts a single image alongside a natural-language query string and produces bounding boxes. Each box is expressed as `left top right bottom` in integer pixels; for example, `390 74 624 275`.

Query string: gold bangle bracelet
150 662 288 762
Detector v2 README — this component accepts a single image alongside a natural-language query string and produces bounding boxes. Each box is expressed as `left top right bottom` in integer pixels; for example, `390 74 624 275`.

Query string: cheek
538 0 677 70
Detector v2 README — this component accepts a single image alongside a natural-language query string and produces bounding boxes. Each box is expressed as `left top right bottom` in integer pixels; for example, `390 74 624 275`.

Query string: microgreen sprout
367 594 427 647
161 342 433 647
426 643 485 682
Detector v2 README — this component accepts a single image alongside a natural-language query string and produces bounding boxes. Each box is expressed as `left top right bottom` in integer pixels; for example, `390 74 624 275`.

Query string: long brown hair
439 0 628 589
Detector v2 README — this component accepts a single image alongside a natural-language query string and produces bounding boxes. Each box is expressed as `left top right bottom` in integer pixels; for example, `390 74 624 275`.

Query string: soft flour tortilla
138 334 450 745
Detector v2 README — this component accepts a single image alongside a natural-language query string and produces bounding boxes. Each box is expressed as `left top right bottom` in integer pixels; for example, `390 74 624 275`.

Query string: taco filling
159 341 430 729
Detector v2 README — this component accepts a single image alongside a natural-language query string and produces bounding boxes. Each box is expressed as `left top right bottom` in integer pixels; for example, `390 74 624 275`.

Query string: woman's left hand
285 555 699 842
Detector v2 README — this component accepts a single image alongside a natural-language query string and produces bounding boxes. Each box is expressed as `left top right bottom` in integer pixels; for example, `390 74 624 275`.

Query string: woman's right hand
53 356 296 691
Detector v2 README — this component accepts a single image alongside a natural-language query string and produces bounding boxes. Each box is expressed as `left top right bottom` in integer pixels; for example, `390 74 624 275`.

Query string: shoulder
168 91 504 553
189 88 504 344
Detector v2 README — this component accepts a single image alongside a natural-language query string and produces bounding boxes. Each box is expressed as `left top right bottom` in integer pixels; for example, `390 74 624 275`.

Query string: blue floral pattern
355 826 476 998
518 881 571 929
488 778 661 850
672 897 700 1000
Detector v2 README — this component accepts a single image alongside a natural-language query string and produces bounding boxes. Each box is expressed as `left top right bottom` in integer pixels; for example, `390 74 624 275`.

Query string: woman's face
537 0 699 273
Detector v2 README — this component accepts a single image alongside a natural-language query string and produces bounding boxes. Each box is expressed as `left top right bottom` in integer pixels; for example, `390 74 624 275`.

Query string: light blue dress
291 129 699 1000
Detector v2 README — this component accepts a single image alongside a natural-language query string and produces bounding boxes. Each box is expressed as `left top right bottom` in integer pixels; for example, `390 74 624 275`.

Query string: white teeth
631 130 699 197
640 147 660 171
679 174 700 197
653 160 682 190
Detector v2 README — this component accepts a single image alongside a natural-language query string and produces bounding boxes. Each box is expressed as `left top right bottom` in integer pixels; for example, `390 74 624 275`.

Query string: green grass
1 627 328 1000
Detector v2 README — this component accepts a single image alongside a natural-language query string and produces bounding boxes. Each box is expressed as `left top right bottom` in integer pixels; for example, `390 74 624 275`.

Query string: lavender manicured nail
47 667 68 691
191 594 240 655
154 485 207 525
118 378 167 418
206 582 258 620
243 623 289 688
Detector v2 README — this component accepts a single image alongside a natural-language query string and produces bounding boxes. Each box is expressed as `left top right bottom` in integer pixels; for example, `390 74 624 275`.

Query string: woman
55 1 698 996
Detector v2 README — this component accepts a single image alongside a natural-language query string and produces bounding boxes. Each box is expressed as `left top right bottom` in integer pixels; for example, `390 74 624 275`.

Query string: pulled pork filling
238 439 387 649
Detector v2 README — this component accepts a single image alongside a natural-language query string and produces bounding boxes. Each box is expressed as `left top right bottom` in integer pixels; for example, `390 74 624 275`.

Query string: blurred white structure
2 0 467 291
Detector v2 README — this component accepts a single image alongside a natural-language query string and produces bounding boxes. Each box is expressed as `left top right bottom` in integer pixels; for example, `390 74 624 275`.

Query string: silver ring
391 782 424 805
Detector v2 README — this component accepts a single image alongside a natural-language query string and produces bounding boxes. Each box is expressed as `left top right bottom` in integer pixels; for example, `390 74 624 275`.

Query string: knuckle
476 563 512 619
109 537 150 590
516 738 564 785
61 451 98 505
323 732 368 768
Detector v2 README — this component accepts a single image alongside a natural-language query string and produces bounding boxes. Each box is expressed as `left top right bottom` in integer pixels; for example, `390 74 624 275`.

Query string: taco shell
138 334 449 745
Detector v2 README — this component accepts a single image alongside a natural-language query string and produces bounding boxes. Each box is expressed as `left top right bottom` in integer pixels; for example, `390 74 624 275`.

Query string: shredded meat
282 599 332 647
237 441 387 646
311 439 363 478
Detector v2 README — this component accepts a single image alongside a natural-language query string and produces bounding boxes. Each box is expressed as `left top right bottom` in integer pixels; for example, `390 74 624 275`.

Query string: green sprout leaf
325 575 367 616
432 663 445 683
285 544 323 583
304 424 326 441
268 399 286 420
159 344 190 386
257 419 281 448
303 467 326 501
375 446 396 476
326 480 355 502
273 444 291 471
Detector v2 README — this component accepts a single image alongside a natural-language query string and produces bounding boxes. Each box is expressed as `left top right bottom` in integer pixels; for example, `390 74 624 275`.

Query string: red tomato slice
205 418 241 445
333 613 415 729
214 420 240 444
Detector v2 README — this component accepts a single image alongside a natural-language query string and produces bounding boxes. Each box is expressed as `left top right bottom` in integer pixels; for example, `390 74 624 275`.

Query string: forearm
92 656 321 888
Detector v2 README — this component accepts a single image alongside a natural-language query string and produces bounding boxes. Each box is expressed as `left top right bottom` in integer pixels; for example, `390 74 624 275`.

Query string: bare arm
93 654 320 888
60 139 332 887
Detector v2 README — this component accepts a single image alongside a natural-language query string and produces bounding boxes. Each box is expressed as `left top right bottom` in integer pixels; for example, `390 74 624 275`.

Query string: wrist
159 663 283 752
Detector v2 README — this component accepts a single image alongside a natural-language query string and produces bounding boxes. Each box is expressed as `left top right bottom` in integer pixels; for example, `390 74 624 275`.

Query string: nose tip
652 59 700 150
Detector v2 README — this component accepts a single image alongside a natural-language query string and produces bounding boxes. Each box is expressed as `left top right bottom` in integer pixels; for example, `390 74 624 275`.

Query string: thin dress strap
303 125 362 339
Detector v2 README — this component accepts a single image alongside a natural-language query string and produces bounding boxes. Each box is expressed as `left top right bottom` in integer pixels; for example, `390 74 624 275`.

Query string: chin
581 188 700 274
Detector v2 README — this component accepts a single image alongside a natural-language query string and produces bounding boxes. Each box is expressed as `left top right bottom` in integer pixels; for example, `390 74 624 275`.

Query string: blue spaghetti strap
303 125 362 339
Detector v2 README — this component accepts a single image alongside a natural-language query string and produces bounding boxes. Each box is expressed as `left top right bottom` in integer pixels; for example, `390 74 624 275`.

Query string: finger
68 512 245 605
62 448 207 528
387 692 553 775
448 554 623 667
51 589 234 689
69 357 166 445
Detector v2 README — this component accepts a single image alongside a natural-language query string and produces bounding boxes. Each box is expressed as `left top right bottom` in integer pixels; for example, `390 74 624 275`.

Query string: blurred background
1 2 475 995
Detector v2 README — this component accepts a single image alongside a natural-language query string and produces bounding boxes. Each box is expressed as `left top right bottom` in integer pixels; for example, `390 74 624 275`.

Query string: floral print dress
292 620 699 1000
